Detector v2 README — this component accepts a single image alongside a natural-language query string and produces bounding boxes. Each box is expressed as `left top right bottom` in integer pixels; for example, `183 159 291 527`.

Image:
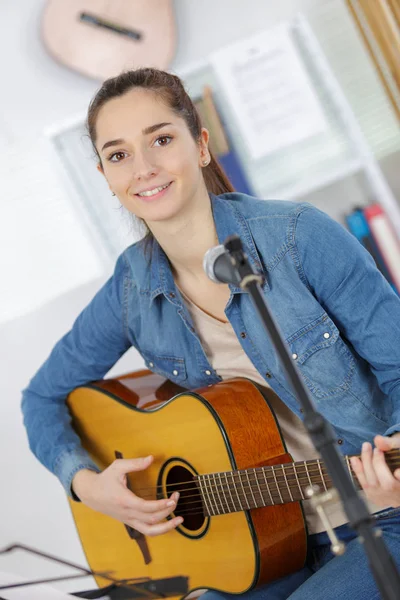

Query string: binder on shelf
194 87 254 196
345 207 397 294
363 204 400 294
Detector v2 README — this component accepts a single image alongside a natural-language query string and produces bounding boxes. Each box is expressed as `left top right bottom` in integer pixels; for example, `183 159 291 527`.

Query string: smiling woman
21 67 400 600
86 69 233 243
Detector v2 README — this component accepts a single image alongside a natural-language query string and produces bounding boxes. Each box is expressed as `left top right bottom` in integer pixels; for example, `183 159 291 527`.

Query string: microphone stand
221 234 400 600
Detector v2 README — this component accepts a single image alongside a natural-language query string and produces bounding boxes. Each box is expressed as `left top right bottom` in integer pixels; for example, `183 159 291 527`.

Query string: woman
22 68 400 599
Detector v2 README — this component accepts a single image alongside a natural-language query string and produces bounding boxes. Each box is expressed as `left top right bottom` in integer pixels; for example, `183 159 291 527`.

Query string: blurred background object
41 0 177 80
346 0 400 122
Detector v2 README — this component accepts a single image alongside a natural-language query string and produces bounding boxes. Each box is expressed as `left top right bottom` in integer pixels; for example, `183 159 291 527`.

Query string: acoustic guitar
41 0 176 80
66 370 400 597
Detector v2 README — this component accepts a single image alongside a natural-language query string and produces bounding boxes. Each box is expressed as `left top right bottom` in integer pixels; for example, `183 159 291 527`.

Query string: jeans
202 508 400 600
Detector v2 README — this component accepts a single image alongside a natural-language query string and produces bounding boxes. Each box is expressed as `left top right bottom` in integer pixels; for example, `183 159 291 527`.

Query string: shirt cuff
53 448 101 501
383 425 400 438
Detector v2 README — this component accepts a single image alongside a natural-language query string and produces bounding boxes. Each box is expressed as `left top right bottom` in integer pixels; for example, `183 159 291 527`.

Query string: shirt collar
148 193 269 304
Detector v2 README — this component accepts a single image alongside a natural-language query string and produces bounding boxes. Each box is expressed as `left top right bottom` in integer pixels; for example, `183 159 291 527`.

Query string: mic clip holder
305 485 345 556
221 234 400 600
223 235 264 288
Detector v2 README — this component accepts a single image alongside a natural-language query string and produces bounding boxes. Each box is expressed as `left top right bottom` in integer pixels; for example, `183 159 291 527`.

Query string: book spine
363 204 400 293
346 208 397 292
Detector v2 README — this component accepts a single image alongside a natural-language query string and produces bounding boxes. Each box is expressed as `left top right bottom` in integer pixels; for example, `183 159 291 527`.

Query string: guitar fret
231 471 244 510
293 464 305 500
345 455 352 478
197 475 213 516
262 468 274 505
205 474 219 515
238 471 251 510
253 468 266 507
224 472 237 512
281 464 293 502
304 461 313 492
211 473 224 514
317 460 327 492
217 472 229 513
245 470 257 508
271 465 284 504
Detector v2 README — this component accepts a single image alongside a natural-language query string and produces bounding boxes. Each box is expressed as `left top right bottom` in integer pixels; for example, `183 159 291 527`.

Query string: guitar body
67 371 307 596
41 0 176 80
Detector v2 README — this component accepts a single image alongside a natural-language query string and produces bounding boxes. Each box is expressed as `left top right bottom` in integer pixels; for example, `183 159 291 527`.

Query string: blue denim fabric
21 193 400 496
200 507 400 599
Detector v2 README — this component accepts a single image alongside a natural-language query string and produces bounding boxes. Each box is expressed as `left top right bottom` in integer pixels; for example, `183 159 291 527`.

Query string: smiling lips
136 182 172 197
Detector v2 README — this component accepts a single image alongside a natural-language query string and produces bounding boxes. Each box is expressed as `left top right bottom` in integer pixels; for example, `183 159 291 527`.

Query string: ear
198 128 210 165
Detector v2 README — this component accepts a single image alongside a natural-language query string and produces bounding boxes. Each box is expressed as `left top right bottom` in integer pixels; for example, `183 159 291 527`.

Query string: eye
107 151 127 163
154 135 173 147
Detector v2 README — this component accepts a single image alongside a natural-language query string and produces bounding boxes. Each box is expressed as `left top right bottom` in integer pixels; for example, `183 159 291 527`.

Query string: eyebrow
101 122 173 152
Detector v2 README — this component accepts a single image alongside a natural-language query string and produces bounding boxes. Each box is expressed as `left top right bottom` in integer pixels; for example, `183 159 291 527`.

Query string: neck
148 188 218 279
195 449 400 516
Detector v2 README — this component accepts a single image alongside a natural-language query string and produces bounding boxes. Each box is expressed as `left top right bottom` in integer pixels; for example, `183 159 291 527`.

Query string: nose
132 150 159 181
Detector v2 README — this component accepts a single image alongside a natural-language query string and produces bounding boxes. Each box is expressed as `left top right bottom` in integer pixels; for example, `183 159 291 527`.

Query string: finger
375 432 400 452
360 442 378 488
350 456 367 489
138 499 181 526
130 515 184 537
133 491 180 514
116 490 180 515
373 447 400 492
374 435 395 452
113 456 154 475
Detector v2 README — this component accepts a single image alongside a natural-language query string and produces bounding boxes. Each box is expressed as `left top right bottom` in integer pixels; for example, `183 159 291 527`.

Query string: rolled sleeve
21 250 133 497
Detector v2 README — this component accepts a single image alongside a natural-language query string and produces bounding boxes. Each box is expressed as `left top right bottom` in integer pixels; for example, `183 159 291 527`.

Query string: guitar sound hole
166 465 205 532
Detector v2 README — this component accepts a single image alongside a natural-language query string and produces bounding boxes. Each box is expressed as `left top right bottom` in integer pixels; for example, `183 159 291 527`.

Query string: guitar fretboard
196 450 400 516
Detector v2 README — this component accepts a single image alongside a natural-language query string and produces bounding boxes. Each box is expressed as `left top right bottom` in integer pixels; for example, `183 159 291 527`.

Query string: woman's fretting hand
350 433 400 508
72 455 183 536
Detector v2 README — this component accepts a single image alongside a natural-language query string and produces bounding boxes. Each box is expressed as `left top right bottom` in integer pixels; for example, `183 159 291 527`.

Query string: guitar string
164 475 364 516
134 462 398 516
138 470 353 500
133 449 400 493
136 467 366 509
133 453 400 497
134 461 400 511
135 464 399 503
140 473 360 509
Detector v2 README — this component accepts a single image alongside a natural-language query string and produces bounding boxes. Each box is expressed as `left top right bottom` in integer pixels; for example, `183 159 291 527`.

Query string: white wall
0 0 398 596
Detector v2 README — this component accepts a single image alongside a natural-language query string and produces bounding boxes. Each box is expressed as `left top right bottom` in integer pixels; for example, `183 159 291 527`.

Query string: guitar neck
196 449 400 516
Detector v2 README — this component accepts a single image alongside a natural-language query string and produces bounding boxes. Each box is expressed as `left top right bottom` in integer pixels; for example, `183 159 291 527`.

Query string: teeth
137 183 170 197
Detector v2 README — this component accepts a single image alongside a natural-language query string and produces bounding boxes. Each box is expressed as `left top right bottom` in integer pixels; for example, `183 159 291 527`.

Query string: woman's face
95 88 209 225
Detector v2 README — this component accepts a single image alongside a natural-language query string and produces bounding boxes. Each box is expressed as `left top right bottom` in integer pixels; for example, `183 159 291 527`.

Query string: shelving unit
177 13 400 236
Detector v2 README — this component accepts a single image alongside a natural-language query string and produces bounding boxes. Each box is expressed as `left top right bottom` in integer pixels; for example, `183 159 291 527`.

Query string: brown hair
86 68 234 242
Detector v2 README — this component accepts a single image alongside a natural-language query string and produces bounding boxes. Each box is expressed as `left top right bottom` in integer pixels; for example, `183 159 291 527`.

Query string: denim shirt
21 193 400 497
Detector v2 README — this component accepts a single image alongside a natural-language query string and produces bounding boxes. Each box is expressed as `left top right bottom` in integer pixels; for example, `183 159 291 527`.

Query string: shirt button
149 362 154 368
240 332 246 338
300 408 304 413
323 332 330 339
172 369 178 376
205 370 212 376
292 353 298 360
265 372 272 378
337 438 343 445
169 292 176 298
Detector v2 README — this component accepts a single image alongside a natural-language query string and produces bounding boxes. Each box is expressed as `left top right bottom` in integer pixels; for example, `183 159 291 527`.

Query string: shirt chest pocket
286 313 356 399
141 352 188 385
